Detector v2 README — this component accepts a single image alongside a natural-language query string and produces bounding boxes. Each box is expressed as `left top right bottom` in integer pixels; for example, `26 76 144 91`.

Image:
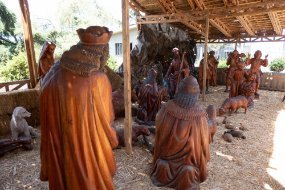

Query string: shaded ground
1 86 285 190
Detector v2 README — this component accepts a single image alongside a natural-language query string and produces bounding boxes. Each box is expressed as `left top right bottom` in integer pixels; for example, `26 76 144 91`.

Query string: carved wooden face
254 50 262 59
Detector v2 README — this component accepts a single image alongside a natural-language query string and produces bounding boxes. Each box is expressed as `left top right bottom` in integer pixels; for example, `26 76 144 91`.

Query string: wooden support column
202 15 209 101
19 0 37 88
122 0 132 154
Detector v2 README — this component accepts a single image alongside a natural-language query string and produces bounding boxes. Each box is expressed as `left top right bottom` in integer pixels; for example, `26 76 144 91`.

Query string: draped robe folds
40 61 118 190
151 100 210 190
137 82 161 122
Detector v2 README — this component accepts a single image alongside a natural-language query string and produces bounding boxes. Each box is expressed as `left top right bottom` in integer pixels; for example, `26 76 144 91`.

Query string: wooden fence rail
0 79 31 92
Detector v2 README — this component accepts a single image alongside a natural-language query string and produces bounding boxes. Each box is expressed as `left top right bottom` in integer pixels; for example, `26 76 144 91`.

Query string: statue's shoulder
164 100 206 120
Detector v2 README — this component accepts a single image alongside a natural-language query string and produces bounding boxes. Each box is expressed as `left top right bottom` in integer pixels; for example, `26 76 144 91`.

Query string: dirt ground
1 86 285 190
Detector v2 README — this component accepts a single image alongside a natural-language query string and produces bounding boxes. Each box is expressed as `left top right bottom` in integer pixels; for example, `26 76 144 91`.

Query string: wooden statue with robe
37 41 56 80
39 26 118 190
151 75 211 190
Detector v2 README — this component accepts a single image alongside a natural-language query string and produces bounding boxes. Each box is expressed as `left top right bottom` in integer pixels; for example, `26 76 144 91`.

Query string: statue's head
77 26 113 45
174 75 200 108
254 50 262 59
232 50 239 57
209 50 215 56
172 47 180 57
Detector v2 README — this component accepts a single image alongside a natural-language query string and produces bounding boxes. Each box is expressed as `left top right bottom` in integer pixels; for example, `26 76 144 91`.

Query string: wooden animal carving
219 95 248 115
10 107 39 140
115 125 151 147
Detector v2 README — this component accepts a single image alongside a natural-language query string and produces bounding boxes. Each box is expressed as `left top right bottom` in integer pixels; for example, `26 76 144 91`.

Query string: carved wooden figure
40 26 118 190
37 41 56 80
136 68 168 125
198 54 211 92
208 51 219 87
229 61 245 98
245 50 268 98
239 72 257 107
151 76 211 190
164 47 189 97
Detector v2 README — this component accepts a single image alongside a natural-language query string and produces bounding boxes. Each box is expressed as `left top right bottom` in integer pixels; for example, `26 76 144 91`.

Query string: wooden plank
236 16 255 36
186 0 195 9
19 0 37 88
209 18 232 37
122 0 132 154
202 15 209 101
268 12 282 35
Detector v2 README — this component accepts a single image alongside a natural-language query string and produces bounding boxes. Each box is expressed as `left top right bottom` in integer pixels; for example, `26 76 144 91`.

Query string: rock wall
130 23 197 85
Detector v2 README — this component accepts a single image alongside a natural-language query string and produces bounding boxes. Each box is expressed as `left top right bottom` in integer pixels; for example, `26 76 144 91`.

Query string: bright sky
3 0 122 23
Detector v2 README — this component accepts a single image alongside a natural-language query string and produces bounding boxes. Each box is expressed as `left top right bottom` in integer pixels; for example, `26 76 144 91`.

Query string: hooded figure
39 26 118 190
151 75 211 190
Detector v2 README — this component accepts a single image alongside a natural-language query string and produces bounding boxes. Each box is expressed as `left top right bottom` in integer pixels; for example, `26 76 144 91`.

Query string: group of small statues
2 25 270 190
225 49 268 107
34 26 217 190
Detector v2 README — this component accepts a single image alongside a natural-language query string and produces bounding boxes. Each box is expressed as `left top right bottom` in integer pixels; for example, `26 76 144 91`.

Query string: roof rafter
268 12 282 35
196 0 232 37
128 0 147 15
236 16 255 36
192 0 205 10
156 0 205 35
186 0 195 10
185 0 285 19
209 18 232 37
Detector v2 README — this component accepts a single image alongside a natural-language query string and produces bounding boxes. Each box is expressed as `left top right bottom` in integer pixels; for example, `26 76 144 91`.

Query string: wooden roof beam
196 0 232 38
136 13 205 35
185 0 285 19
128 0 149 15
180 17 205 36
193 0 205 10
157 0 177 13
210 18 232 37
268 12 282 35
186 0 195 10
137 14 180 24
236 16 255 36
157 0 205 35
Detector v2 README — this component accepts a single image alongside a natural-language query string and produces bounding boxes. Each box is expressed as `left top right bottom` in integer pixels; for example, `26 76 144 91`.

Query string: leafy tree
106 56 119 71
0 51 29 82
0 1 17 46
269 58 285 72
217 59 228 68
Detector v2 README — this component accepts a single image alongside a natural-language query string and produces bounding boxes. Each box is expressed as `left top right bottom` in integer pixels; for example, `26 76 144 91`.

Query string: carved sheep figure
10 107 39 140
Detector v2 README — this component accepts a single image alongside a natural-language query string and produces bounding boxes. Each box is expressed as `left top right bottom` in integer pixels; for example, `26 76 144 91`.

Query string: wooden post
122 0 132 154
19 0 37 88
202 15 209 101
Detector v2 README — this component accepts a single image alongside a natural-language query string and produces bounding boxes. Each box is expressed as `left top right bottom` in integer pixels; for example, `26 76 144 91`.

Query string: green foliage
269 58 285 72
218 59 228 68
0 1 17 46
33 33 46 46
0 51 29 82
106 57 118 71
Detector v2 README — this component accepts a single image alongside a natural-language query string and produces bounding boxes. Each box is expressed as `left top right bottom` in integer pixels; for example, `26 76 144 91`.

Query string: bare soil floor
1 86 285 190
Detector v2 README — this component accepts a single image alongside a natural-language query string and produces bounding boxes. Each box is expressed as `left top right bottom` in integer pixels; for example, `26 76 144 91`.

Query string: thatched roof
129 0 285 42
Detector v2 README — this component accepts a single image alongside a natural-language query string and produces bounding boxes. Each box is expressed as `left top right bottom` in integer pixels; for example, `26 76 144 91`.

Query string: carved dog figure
10 107 39 140
219 96 248 115
116 125 151 147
